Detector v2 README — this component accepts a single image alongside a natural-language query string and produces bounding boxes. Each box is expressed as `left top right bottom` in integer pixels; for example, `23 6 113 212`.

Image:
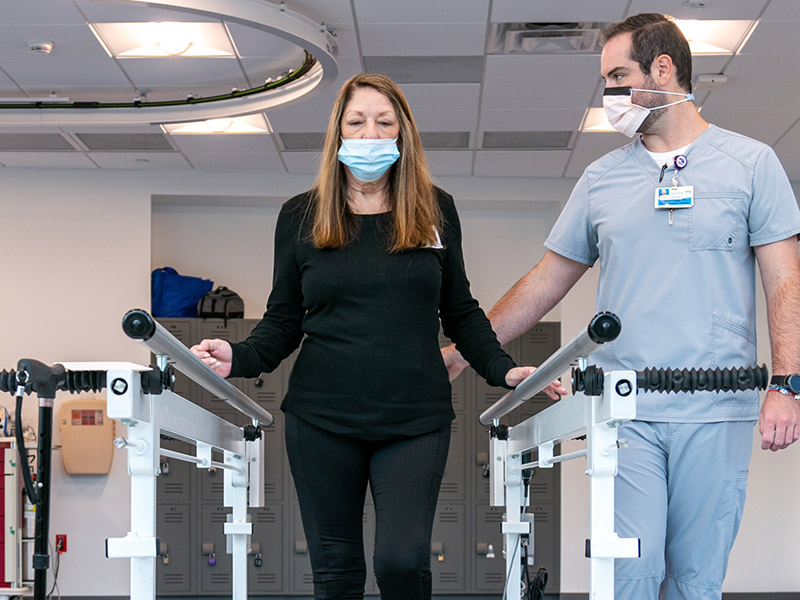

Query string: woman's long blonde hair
309 73 441 252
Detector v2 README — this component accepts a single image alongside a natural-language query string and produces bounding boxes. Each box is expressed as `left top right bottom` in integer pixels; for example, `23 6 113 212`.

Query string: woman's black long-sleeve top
229 188 516 440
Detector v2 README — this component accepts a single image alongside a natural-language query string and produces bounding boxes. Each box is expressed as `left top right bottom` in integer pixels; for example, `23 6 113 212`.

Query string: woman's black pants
284 411 451 600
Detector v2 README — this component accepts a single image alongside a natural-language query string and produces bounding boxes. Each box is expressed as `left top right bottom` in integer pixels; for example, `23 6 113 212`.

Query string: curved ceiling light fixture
0 0 338 125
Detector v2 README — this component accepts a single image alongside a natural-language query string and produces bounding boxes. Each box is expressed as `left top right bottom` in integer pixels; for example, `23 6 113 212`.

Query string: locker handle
477 542 496 558
295 541 308 555
430 541 444 562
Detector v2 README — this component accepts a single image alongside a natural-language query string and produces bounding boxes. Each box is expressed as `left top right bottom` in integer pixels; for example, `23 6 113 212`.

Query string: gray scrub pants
614 420 755 599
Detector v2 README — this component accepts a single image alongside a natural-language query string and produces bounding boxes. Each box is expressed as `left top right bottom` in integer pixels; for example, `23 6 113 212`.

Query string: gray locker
158 439 195 504
430 503 467 592
529 502 560 592
248 504 285 593
156 503 195 595
198 504 233 593
474 504 505 592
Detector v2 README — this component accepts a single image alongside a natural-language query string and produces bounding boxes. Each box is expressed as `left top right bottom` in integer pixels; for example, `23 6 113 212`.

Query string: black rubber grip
637 365 769 394
587 311 621 344
122 309 156 341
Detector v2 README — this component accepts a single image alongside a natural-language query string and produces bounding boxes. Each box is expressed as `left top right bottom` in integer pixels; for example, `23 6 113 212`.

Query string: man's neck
640 103 710 153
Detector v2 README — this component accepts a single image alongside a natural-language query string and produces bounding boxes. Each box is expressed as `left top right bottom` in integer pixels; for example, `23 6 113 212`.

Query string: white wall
1 166 798 595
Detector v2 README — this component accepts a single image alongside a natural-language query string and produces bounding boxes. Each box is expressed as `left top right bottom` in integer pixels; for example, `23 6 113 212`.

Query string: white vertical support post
224 449 251 600
106 367 159 600
502 451 528 600
585 371 640 600
586 390 617 600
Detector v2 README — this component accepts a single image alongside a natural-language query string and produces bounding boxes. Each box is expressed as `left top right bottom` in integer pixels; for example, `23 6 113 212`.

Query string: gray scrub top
546 125 800 422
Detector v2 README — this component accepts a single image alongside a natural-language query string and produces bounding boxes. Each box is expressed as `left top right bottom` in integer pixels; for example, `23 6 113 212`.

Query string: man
444 13 800 600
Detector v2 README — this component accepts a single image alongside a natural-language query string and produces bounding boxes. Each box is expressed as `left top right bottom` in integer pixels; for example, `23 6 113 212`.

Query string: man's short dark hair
600 13 693 93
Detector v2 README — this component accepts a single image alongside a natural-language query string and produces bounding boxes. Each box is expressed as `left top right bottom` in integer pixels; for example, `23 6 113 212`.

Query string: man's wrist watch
768 374 800 397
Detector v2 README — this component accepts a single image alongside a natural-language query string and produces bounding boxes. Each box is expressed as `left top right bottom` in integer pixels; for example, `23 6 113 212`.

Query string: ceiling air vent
488 22 609 55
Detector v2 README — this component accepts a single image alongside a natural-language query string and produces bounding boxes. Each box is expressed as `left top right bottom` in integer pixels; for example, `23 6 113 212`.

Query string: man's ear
651 53 674 87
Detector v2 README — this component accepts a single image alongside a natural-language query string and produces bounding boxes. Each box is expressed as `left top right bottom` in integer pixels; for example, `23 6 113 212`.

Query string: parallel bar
122 309 273 426
479 312 620 425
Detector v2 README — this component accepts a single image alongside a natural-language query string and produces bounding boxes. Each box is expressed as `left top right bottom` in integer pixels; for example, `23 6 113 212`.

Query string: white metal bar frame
58 360 266 600
492 369 640 600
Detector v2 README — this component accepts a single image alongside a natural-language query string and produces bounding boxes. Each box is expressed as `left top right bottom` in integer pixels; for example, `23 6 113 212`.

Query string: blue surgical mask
337 137 400 182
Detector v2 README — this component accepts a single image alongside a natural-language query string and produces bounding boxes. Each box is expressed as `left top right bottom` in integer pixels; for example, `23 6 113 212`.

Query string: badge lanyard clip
668 155 687 226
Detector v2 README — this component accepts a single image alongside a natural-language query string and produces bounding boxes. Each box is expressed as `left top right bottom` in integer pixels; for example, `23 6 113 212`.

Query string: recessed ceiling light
89 22 234 57
673 19 758 55
162 114 272 134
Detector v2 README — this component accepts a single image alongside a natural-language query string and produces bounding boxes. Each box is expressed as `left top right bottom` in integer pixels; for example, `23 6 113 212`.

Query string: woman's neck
345 178 390 214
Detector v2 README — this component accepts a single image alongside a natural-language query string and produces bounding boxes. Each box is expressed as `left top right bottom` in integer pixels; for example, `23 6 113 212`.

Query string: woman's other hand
504 366 568 400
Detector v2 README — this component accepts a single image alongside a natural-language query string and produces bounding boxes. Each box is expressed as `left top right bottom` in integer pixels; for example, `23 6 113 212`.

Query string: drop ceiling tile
737 21 800 54
399 84 481 111
282 150 321 174
227 22 309 57
480 108 585 131
2 57 131 88
59 124 168 135
563 131 630 178
1 0 88 25
0 132 74 151
473 149 570 177
484 54 600 83
762 0 800 20
0 151 97 168
76 0 218 23
698 106 800 147
627 0 769 20
170 133 277 154
359 24 487 56
410 109 479 131
262 0 355 28
482 81 597 110
0 24 110 58
187 151 287 172
491 0 628 24
364 56 484 84
701 55 800 107
354 0 489 24
267 109 330 133
88 152 192 170
425 150 474 176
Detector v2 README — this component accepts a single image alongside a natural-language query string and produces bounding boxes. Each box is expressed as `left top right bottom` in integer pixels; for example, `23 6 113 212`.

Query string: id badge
655 185 694 209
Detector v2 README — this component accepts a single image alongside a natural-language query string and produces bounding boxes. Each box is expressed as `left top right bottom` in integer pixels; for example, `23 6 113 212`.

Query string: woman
191 73 543 599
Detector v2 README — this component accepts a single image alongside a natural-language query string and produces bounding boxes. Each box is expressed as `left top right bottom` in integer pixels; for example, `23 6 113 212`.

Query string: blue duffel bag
151 267 213 318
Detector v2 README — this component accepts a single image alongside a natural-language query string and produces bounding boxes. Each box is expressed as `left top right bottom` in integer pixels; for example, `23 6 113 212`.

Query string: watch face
788 374 800 394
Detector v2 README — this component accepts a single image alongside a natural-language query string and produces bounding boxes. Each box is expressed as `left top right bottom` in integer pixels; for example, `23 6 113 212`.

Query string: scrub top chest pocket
688 192 746 251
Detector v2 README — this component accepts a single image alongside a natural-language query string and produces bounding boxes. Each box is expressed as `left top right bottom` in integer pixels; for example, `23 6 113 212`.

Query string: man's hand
759 390 800 451
441 344 469 381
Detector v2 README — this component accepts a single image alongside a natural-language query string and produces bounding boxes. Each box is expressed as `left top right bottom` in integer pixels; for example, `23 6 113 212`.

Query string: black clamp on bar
243 423 262 442
140 365 175 395
490 423 510 440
